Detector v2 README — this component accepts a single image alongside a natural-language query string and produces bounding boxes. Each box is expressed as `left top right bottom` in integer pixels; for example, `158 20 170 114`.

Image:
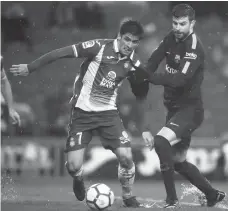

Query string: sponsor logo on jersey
82 40 95 49
184 52 197 60
100 71 116 89
100 78 115 89
165 64 178 74
107 71 116 80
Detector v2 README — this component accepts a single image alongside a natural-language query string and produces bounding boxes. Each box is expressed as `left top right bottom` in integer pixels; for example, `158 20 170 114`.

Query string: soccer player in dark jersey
1 56 21 127
10 20 150 208
139 4 226 209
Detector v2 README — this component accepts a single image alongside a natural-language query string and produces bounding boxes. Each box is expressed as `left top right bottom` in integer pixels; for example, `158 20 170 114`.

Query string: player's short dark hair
172 4 195 21
119 19 144 39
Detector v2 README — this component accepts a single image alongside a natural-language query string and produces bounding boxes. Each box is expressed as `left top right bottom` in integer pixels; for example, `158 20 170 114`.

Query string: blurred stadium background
1 2 228 209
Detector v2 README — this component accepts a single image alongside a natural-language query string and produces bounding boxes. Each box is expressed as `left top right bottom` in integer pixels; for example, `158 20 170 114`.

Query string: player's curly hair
119 18 144 39
172 4 195 21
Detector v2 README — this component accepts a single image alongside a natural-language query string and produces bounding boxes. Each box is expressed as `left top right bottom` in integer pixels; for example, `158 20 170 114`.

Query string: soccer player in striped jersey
139 4 226 208
1 56 21 128
10 20 150 208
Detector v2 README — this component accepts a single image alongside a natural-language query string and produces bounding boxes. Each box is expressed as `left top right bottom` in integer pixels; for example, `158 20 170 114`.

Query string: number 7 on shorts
76 132 82 145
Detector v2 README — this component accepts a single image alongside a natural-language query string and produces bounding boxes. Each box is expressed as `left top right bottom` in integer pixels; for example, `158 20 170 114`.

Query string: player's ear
117 33 121 40
190 20 196 30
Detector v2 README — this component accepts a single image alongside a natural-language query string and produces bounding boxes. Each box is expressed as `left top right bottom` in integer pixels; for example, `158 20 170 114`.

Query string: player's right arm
1 68 14 110
1 57 21 125
10 40 102 76
147 35 167 73
131 34 168 82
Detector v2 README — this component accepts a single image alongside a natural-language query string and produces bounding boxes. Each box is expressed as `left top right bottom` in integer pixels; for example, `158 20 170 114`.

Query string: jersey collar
113 39 119 53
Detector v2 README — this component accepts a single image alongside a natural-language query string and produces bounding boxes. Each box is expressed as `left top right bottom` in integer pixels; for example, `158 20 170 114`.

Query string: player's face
172 16 195 40
118 33 140 56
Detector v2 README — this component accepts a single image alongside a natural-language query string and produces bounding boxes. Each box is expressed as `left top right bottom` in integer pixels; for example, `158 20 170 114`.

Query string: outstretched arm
10 39 102 76
133 48 203 88
28 46 75 73
10 46 75 75
147 38 167 73
129 37 167 84
148 46 204 87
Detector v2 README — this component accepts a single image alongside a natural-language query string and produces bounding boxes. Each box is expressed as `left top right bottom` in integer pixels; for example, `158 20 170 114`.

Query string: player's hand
9 108 21 126
10 64 29 76
134 66 149 83
142 131 154 150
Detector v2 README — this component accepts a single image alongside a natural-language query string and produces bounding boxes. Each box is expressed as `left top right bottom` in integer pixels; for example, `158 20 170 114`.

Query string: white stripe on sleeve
182 61 191 74
72 45 78 57
130 60 141 71
191 34 197 49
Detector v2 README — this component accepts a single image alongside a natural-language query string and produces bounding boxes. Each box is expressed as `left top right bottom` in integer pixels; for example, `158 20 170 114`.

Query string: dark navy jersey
71 39 147 111
147 31 204 109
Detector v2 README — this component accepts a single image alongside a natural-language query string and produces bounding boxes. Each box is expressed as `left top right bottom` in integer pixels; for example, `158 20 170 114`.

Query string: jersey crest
82 40 95 49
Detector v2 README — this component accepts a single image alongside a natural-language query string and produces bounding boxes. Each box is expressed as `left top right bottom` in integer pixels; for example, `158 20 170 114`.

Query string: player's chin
174 33 183 39
176 33 187 40
122 50 131 56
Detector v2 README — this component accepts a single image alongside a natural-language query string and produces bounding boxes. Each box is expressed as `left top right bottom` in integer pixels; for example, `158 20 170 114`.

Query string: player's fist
142 131 154 150
134 66 149 83
10 64 29 76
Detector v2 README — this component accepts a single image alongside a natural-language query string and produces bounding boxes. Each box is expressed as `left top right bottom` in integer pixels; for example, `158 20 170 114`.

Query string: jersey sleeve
128 70 149 99
146 35 168 73
127 51 149 83
72 39 102 59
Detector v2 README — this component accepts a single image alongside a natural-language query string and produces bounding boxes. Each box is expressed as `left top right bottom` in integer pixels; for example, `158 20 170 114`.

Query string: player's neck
118 52 128 60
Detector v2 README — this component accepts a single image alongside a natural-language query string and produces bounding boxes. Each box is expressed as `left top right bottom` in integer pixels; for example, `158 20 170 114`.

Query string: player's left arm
10 46 75 75
148 47 204 87
10 40 101 75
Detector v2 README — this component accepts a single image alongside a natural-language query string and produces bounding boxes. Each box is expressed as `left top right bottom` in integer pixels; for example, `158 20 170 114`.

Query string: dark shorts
65 108 131 152
165 106 204 151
